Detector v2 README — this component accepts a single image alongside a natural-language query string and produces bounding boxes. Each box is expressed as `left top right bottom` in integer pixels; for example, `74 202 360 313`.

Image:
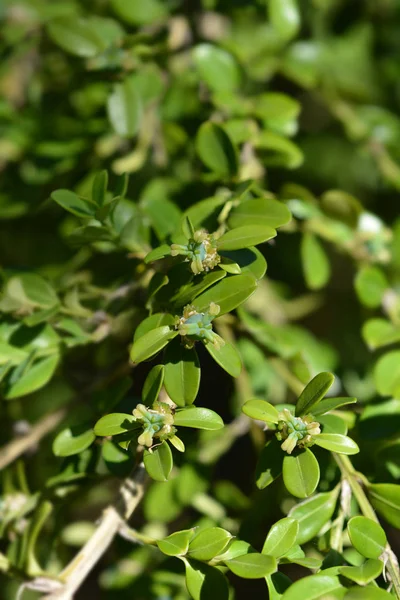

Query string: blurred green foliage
2 0 400 598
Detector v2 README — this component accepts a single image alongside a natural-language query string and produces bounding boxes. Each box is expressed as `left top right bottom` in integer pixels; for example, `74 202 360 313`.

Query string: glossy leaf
53 425 95 457
281 575 343 600
195 122 238 177
134 313 175 341
368 483 400 528
205 339 242 377
130 326 178 363
355 266 388 309
51 189 97 218
172 270 227 307
224 553 277 579
296 372 335 417
111 0 167 25
183 559 229 600
107 77 142 138
373 350 400 397
143 441 173 482
282 449 320 498
92 170 108 207
242 399 279 423
193 44 241 93
188 527 232 561
174 407 224 430
262 518 299 558
217 225 276 251
301 232 331 290
157 529 195 556
340 559 383 585
269 0 300 41
347 517 387 559
318 414 348 435
5 354 59 400
344 587 392 599
142 364 165 405
194 273 257 316
266 572 292 600
47 17 105 58
93 413 137 436
219 247 267 280
362 318 400 350
314 433 359 455
144 244 172 264
164 339 200 406
312 396 357 416
229 198 291 230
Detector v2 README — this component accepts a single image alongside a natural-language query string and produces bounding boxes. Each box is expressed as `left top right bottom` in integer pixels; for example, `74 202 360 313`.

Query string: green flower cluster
170 229 220 275
175 302 224 349
133 401 176 448
275 408 321 454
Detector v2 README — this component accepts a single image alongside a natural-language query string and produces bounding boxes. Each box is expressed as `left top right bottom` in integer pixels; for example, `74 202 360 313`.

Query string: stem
28 463 148 599
334 454 400 598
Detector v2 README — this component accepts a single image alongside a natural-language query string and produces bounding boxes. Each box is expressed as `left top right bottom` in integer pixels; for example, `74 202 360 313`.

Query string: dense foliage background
2 0 400 598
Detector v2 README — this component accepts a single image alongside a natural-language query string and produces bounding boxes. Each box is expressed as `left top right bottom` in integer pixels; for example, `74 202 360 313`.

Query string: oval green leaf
314 433 359 455
242 399 280 423
368 483 400 528
312 396 357 417
347 517 387 559
224 553 277 579
188 527 232 561
217 226 276 251
51 189 97 218
262 518 299 558
183 558 229 600
281 575 343 600
53 425 95 457
174 407 224 430
144 441 173 482
289 490 339 545
283 449 320 498
107 77 142 138
157 529 195 557
301 232 331 291
295 372 335 417
195 122 238 178
229 198 291 230
130 326 178 364
164 339 200 407
193 44 240 93
93 413 137 436
205 339 242 378
142 364 165 405
340 558 383 586
194 273 257 316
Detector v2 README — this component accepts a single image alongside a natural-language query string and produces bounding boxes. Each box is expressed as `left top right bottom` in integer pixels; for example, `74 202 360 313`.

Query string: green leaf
111 0 167 25
219 247 267 280
130 326 178 363
174 407 224 430
255 131 303 168
5 354 59 399
107 77 142 138
5 273 59 310
262 518 299 558
355 266 388 309
102 441 132 476
195 122 238 177
340 559 383 585
217 225 276 251
188 527 232 561
281 575 343 600
224 553 277 579
269 0 300 41
282 449 320 498
172 270 227 308
144 244 172 264
344 586 392 599
193 44 241 93
362 318 400 350
295 372 335 417
255 438 284 489
312 396 357 416
266 572 292 600
142 364 165 405
289 489 338 545
368 483 400 528
164 339 200 407
347 517 387 559
183 558 229 600
205 340 242 378
134 313 175 341
93 413 137 436
242 399 279 423
229 197 291 230
157 529 195 556
301 233 331 291
144 442 173 482
92 170 108 207
53 425 95 457
51 189 97 218
318 414 348 435
373 350 400 397
47 17 105 58
314 433 359 455
194 273 257 316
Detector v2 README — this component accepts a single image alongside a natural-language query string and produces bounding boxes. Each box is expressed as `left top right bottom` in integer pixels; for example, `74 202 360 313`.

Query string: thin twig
0 408 67 471
26 462 148 600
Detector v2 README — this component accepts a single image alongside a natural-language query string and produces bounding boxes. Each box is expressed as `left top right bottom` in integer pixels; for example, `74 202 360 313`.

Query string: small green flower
175 302 225 349
275 408 321 455
133 401 176 448
171 229 220 275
